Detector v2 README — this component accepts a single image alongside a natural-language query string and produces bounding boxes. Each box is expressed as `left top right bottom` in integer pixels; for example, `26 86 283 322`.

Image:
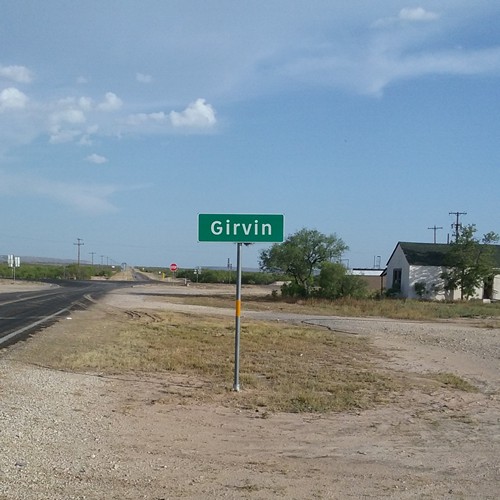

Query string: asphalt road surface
0 280 134 348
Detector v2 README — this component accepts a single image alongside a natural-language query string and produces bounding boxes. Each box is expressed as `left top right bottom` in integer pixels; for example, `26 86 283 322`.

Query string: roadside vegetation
19 309 438 413
159 289 500 323
0 263 117 280
141 266 282 285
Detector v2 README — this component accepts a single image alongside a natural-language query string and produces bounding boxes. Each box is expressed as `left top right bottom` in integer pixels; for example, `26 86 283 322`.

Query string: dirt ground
1 283 499 499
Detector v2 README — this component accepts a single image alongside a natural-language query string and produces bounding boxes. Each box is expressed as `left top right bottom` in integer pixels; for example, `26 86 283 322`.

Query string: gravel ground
0 362 118 499
1 283 499 499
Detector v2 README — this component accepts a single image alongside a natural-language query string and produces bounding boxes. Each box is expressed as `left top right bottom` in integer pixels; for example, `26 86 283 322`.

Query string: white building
385 242 500 300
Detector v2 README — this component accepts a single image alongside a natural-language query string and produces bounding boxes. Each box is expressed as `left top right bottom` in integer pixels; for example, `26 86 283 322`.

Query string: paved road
0 280 134 347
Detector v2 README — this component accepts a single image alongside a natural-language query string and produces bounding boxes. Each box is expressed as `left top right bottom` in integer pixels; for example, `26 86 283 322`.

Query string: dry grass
17 306 427 413
12 285 486 413
167 290 500 323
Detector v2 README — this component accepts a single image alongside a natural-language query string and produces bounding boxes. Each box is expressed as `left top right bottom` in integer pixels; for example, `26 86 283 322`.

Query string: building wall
351 269 385 293
385 245 410 296
407 265 498 301
408 265 460 300
493 275 500 301
409 265 442 300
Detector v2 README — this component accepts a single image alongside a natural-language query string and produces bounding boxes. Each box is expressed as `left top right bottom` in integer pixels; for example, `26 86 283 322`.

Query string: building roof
351 268 384 277
390 242 500 268
399 242 453 266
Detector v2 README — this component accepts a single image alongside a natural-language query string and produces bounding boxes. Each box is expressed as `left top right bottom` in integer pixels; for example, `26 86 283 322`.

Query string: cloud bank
0 169 120 215
0 3 499 150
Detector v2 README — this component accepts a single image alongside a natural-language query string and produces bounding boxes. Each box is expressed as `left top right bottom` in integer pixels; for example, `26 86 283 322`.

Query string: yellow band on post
235 299 241 317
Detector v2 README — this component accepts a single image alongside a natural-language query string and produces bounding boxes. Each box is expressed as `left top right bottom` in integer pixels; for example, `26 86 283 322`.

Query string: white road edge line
0 306 70 346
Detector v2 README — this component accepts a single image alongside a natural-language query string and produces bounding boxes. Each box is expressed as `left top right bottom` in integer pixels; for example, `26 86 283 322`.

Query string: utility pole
74 238 84 267
449 212 467 242
427 225 443 244
89 251 96 266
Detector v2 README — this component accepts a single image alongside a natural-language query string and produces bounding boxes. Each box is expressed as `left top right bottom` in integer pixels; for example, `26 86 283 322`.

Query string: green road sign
198 213 284 243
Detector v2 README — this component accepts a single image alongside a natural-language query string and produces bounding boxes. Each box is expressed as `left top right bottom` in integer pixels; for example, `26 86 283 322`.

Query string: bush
281 281 308 298
316 262 368 300
414 281 427 299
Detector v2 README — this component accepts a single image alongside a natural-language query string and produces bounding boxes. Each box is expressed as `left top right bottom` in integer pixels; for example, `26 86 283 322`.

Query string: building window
392 268 402 290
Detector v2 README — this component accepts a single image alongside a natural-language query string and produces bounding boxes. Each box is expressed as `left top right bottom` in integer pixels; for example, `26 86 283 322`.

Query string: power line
449 212 467 242
427 225 443 244
74 238 84 267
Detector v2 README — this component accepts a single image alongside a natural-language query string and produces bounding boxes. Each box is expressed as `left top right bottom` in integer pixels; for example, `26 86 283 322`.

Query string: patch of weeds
432 372 478 392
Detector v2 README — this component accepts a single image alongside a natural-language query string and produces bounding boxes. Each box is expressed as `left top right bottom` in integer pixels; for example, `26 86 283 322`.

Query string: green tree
317 262 368 299
259 228 348 297
441 224 499 300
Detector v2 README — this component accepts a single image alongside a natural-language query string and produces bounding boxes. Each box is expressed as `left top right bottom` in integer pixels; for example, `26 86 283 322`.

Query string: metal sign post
233 243 242 391
198 213 284 392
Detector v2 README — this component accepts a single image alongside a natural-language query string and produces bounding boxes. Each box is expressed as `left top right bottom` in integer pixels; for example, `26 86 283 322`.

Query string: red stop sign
170 263 178 272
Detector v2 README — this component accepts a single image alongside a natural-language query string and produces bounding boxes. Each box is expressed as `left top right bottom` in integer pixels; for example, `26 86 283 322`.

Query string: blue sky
1 1 499 270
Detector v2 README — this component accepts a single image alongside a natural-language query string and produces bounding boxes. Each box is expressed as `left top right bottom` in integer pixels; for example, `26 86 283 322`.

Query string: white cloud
79 125 99 146
0 169 119 214
0 87 29 111
86 153 108 164
355 46 500 95
43 94 115 144
136 72 153 83
48 127 82 144
48 106 87 143
125 111 166 126
0 65 33 83
399 7 440 22
169 98 216 128
280 23 500 97
372 6 440 28
124 100 217 132
48 182 119 214
97 92 123 111
50 108 86 125
78 96 93 110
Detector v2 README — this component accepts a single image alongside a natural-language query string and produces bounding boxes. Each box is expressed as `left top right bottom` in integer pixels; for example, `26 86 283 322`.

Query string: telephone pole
74 238 84 267
449 212 467 242
427 225 443 244
89 251 96 266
